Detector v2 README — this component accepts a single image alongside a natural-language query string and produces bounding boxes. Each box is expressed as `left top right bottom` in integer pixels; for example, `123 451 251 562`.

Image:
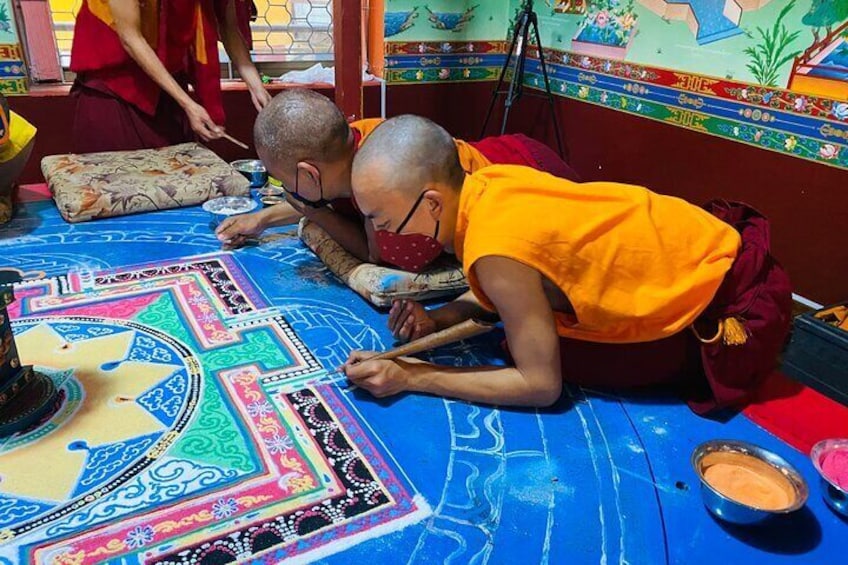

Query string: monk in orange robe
343 115 792 414
70 0 270 153
216 89 580 267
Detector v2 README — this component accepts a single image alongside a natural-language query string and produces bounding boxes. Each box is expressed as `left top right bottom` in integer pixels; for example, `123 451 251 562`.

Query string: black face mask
285 167 333 208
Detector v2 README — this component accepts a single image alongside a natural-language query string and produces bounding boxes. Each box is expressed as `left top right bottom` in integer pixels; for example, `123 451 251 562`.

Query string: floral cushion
298 218 469 308
41 143 249 223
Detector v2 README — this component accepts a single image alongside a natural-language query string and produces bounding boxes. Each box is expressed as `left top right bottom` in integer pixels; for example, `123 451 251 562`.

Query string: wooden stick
221 132 249 150
367 319 496 361
323 319 496 382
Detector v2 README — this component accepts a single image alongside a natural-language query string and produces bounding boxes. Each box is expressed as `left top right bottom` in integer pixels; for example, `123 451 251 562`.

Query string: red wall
9 82 846 303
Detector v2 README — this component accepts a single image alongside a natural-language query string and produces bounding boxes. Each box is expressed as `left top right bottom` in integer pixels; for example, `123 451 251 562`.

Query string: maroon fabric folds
500 199 792 417
688 199 793 414
71 81 193 154
470 134 581 181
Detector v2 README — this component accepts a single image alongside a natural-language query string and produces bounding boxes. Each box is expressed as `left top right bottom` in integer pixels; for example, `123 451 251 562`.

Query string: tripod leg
530 13 566 159
481 15 524 139
500 13 530 136
514 11 533 103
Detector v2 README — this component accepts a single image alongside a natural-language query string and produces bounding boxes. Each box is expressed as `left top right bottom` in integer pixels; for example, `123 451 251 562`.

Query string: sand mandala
0 254 428 564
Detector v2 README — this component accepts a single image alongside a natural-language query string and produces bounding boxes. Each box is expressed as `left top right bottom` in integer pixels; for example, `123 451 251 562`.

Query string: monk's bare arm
305 207 371 262
349 257 563 407
219 0 270 111
429 290 497 328
108 0 193 109
108 0 221 139
410 257 562 406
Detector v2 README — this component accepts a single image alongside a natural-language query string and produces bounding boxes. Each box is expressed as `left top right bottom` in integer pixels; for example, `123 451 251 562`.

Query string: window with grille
45 0 334 77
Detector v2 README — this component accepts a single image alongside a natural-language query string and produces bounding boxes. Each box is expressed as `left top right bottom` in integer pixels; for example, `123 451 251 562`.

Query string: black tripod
480 0 565 158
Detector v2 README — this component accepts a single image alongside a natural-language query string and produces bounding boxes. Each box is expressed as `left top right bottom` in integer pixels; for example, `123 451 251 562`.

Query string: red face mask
374 192 443 273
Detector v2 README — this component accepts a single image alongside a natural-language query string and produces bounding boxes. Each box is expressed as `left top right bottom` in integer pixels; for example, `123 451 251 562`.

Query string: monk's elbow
114 22 144 52
116 31 138 52
525 382 562 408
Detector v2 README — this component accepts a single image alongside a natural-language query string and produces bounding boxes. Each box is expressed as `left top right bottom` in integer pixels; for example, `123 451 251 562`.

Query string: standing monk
216 89 580 268
70 0 271 153
343 116 792 414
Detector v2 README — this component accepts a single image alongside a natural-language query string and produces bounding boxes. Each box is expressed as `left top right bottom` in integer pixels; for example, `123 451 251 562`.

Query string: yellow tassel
721 316 749 346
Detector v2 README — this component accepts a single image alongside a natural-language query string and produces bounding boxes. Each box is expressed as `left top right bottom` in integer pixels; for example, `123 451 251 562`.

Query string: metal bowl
231 159 268 188
811 438 848 518
692 440 809 525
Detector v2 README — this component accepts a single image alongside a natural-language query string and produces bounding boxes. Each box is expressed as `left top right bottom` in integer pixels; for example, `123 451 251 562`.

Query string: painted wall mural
382 0 848 170
0 0 27 95
528 0 848 95
382 1 512 83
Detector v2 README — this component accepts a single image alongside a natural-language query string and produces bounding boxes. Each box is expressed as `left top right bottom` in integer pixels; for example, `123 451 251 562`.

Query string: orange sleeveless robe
454 165 741 344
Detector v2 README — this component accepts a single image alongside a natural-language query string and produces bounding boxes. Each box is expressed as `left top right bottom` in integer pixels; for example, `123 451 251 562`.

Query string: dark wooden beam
333 0 363 121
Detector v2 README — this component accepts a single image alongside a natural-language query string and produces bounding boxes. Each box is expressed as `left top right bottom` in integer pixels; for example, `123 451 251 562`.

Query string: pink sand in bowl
819 447 848 491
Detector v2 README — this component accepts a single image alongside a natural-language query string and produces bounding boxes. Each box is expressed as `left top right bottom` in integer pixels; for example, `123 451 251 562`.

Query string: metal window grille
45 0 334 76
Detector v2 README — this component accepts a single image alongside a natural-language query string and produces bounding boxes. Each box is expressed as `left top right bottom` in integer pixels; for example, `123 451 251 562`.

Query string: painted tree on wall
744 0 802 86
0 2 10 34
802 0 848 43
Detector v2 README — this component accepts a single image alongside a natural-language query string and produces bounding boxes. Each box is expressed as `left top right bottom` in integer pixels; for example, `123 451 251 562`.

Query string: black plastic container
782 304 848 407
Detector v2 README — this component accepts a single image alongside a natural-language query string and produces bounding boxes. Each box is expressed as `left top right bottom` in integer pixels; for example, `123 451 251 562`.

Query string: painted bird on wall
426 5 478 33
384 8 419 38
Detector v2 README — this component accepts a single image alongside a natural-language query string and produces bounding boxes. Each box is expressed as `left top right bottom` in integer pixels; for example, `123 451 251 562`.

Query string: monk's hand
216 212 266 248
343 352 420 398
249 84 272 113
185 102 223 141
389 300 436 342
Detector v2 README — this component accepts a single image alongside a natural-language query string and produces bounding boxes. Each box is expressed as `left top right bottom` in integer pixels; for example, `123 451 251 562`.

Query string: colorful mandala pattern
0 255 427 564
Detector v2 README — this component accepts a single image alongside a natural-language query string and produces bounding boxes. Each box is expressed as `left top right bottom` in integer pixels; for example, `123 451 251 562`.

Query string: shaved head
352 115 464 199
352 115 465 254
253 89 350 171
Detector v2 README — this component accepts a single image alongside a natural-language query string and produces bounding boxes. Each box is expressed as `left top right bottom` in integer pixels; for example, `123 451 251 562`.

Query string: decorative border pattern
0 37 27 95
153 386 422 564
384 40 508 84
523 46 848 170
384 39 848 169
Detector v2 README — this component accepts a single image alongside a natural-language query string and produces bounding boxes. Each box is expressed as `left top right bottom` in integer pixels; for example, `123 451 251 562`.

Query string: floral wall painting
570 0 640 59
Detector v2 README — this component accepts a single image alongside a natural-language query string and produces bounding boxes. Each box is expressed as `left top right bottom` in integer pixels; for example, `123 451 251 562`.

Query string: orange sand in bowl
701 451 797 511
